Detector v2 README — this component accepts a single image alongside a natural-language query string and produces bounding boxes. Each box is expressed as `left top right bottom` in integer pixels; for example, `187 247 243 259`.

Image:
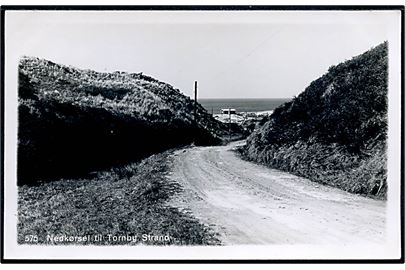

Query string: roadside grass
236 141 386 200
18 149 220 246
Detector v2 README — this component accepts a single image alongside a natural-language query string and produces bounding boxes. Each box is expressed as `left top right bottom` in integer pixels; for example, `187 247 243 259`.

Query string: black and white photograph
1 5 403 262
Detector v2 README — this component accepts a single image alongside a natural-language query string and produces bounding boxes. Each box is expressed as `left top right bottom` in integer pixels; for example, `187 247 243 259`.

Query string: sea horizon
199 97 291 114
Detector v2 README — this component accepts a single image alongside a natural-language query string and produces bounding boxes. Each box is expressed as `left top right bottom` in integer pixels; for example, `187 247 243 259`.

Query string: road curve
167 141 386 245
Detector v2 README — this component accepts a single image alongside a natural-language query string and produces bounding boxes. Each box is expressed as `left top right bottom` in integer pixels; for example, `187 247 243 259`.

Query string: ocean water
199 98 291 114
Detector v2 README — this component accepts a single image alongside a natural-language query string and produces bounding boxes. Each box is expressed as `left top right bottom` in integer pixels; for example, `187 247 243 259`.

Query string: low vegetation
18 149 220 245
242 42 388 198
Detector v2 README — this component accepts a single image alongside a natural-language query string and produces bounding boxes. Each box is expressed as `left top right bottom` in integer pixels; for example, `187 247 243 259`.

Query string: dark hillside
18 57 230 185
243 42 388 198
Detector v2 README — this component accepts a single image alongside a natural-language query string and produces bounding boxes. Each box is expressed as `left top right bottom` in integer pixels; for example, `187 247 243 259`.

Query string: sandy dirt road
168 141 386 245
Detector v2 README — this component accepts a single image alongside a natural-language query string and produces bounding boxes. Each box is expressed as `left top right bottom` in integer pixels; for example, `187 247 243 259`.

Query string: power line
209 27 283 81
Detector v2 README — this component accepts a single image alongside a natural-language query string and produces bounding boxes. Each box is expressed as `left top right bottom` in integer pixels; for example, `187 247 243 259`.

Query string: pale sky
5 10 397 98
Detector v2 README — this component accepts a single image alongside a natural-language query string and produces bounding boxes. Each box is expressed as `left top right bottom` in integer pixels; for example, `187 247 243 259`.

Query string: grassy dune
18 57 233 185
243 42 388 198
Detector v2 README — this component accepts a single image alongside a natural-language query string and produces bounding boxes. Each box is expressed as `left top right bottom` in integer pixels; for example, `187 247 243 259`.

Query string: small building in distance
221 108 236 115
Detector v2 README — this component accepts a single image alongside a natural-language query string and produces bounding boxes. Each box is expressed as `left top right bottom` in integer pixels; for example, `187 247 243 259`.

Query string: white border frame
2 7 402 261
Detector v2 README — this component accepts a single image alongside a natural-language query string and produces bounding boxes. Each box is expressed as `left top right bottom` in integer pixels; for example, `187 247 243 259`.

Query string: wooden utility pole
194 81 198 121
228 107 231 142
